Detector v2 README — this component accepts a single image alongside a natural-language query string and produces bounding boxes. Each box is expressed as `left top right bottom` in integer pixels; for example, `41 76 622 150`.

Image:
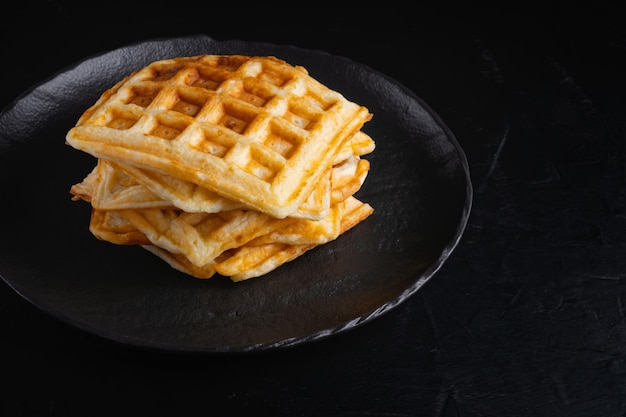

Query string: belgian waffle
84 151 369 268
66 55 372 219
215 195 374 281
70 130 372 216
91 196 372 281
113 130 375 218
69 54 375 281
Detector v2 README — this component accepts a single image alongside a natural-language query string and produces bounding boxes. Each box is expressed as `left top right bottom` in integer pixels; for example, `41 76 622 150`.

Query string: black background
2 2 626 416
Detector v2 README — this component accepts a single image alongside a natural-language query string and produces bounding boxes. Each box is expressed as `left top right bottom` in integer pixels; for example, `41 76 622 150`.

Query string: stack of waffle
66 55 374 281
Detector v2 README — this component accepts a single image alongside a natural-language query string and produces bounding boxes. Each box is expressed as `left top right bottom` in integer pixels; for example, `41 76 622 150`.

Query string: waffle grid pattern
67 55 370 218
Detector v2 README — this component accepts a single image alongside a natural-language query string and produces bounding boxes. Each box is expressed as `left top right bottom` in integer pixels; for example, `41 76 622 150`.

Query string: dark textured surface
2 3 626 416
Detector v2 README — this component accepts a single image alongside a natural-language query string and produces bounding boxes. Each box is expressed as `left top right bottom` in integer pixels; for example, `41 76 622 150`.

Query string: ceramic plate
0 35 472 353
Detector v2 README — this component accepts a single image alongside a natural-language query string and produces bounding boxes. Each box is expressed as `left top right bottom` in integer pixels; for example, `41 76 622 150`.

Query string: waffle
66 55 372 219
70 130 373 216
89 208 150 246
73 160 240 212
115 130 374 218
83 149 371 279
216 195 374 281
83 152 369 267
68 54 375 281
91 196 373 281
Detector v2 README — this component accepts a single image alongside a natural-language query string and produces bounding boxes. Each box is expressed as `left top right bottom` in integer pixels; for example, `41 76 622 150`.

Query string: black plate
0 35 472 353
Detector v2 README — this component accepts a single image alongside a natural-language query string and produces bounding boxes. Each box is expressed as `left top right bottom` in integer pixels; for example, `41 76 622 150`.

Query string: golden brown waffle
70 129 373 218
91 196 372 281
216 195 374 281
89 209 150 246
84 152 368 268
109 158 332 219
68 54 375 281
72 162 177 210
129 209 290 267
66 55 372 219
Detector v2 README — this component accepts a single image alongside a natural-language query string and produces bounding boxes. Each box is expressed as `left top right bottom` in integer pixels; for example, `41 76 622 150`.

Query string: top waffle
66 55 372 219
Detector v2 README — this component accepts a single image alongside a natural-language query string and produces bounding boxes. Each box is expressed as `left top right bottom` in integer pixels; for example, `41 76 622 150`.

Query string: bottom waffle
90 196 373 281
71 135 374 281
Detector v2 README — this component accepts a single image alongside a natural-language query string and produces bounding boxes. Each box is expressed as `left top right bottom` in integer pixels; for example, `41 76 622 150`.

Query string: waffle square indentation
150 114 190 140
126 85 160 108
170 87 211 117
106 108 140 130
190 127 236 157
263 122 302 159
214 101 259 134
241 146 283 182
